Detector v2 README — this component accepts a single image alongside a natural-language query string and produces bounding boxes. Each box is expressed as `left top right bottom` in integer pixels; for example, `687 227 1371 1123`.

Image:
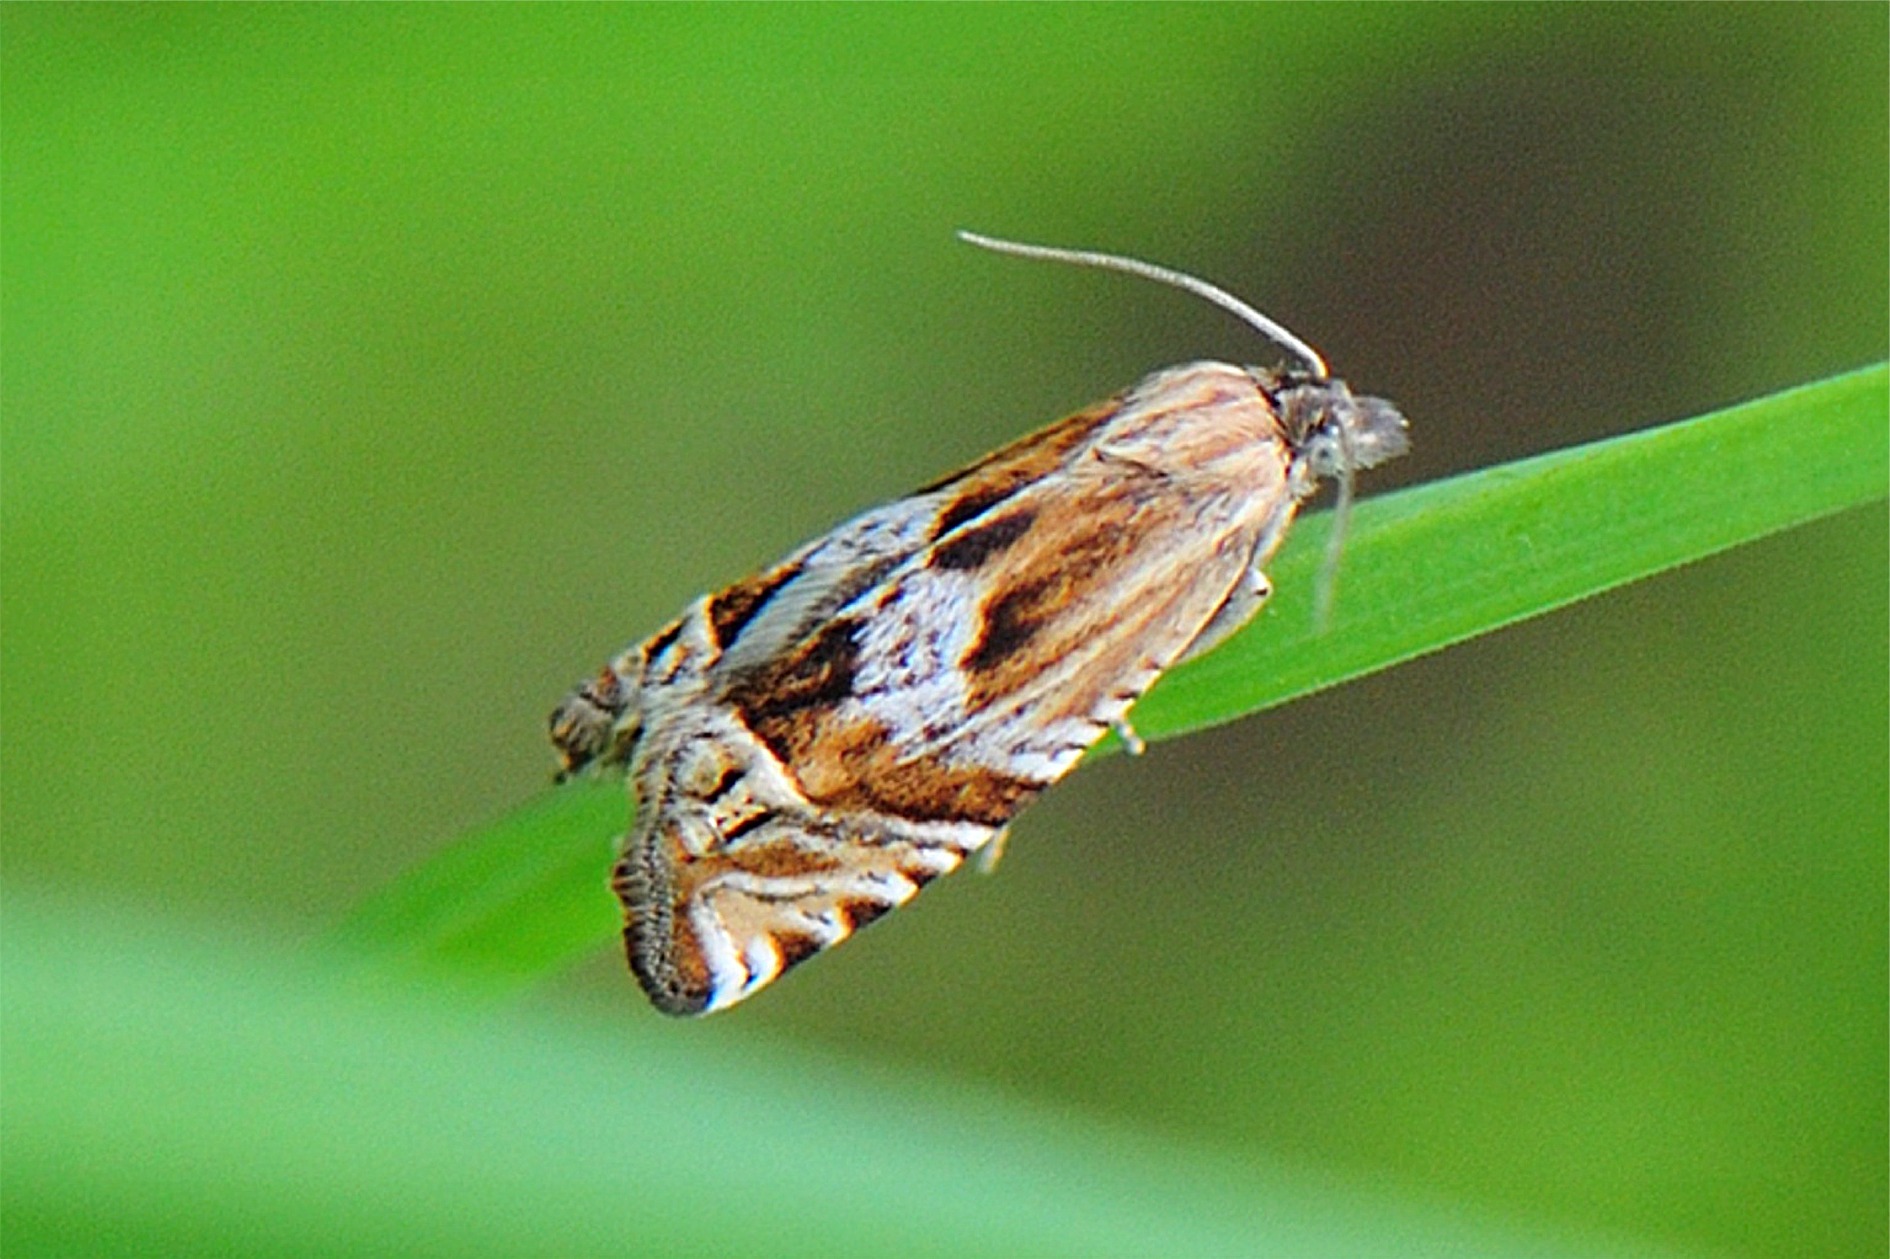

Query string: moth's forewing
606 362 1307 1013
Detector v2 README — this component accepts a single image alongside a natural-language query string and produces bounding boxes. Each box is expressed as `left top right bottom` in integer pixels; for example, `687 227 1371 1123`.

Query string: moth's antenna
957 230 1330 379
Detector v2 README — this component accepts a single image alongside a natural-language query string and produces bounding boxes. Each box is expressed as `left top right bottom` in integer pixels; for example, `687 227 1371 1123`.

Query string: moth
551 232 1408 1015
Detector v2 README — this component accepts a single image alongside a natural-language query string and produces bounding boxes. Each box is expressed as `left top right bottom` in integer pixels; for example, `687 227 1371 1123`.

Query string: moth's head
1266 371 1410 629
1272 373 1410 485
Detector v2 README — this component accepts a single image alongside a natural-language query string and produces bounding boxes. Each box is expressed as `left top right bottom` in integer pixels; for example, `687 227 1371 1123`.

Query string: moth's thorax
1267 371 1411 492
1097 361 1294 489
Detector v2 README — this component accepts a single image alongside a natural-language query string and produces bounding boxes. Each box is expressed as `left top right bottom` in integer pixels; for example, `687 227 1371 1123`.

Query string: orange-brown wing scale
586 362 1306 1013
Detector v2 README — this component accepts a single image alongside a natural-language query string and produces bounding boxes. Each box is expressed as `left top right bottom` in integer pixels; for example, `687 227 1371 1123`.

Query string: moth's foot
974 827 1011 874
1113 717 1146 756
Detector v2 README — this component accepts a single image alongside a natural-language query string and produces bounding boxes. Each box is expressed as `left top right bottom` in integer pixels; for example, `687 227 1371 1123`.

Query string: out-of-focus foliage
8 887 1689 1258
4 8 1884 1258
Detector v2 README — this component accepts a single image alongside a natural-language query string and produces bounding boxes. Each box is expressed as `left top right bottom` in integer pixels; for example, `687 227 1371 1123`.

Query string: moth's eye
1304 427 1347 477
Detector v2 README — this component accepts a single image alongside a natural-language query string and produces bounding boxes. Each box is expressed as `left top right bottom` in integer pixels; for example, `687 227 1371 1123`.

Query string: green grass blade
332 363 1888 986
329 781 623 990
4 890 1695 1259
1138 361 1889 737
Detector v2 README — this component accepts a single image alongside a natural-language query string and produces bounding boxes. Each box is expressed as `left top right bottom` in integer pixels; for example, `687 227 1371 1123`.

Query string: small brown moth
551 232 1408 1015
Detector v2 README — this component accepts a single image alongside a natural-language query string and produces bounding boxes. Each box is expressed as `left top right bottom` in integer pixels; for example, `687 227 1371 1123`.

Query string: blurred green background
3 6 1884 1257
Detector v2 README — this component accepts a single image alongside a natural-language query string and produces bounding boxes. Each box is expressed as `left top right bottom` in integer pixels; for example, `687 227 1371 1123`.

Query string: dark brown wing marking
707 560 806 651
956 498 1152 694
724 615 864 733
920 399 1119 534
929 508 1038 571
819 750 1041 827
734 668 1041 827
723 608 1045 826
964 577 1052 672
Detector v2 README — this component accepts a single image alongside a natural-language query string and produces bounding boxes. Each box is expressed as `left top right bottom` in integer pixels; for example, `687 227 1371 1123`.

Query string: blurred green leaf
333 363 1887 988
3 890 1693 1259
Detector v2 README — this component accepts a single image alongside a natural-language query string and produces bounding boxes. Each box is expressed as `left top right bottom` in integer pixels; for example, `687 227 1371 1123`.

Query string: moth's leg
1111 717 1146 756
974 826 1011 875
1173 565 1273 665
